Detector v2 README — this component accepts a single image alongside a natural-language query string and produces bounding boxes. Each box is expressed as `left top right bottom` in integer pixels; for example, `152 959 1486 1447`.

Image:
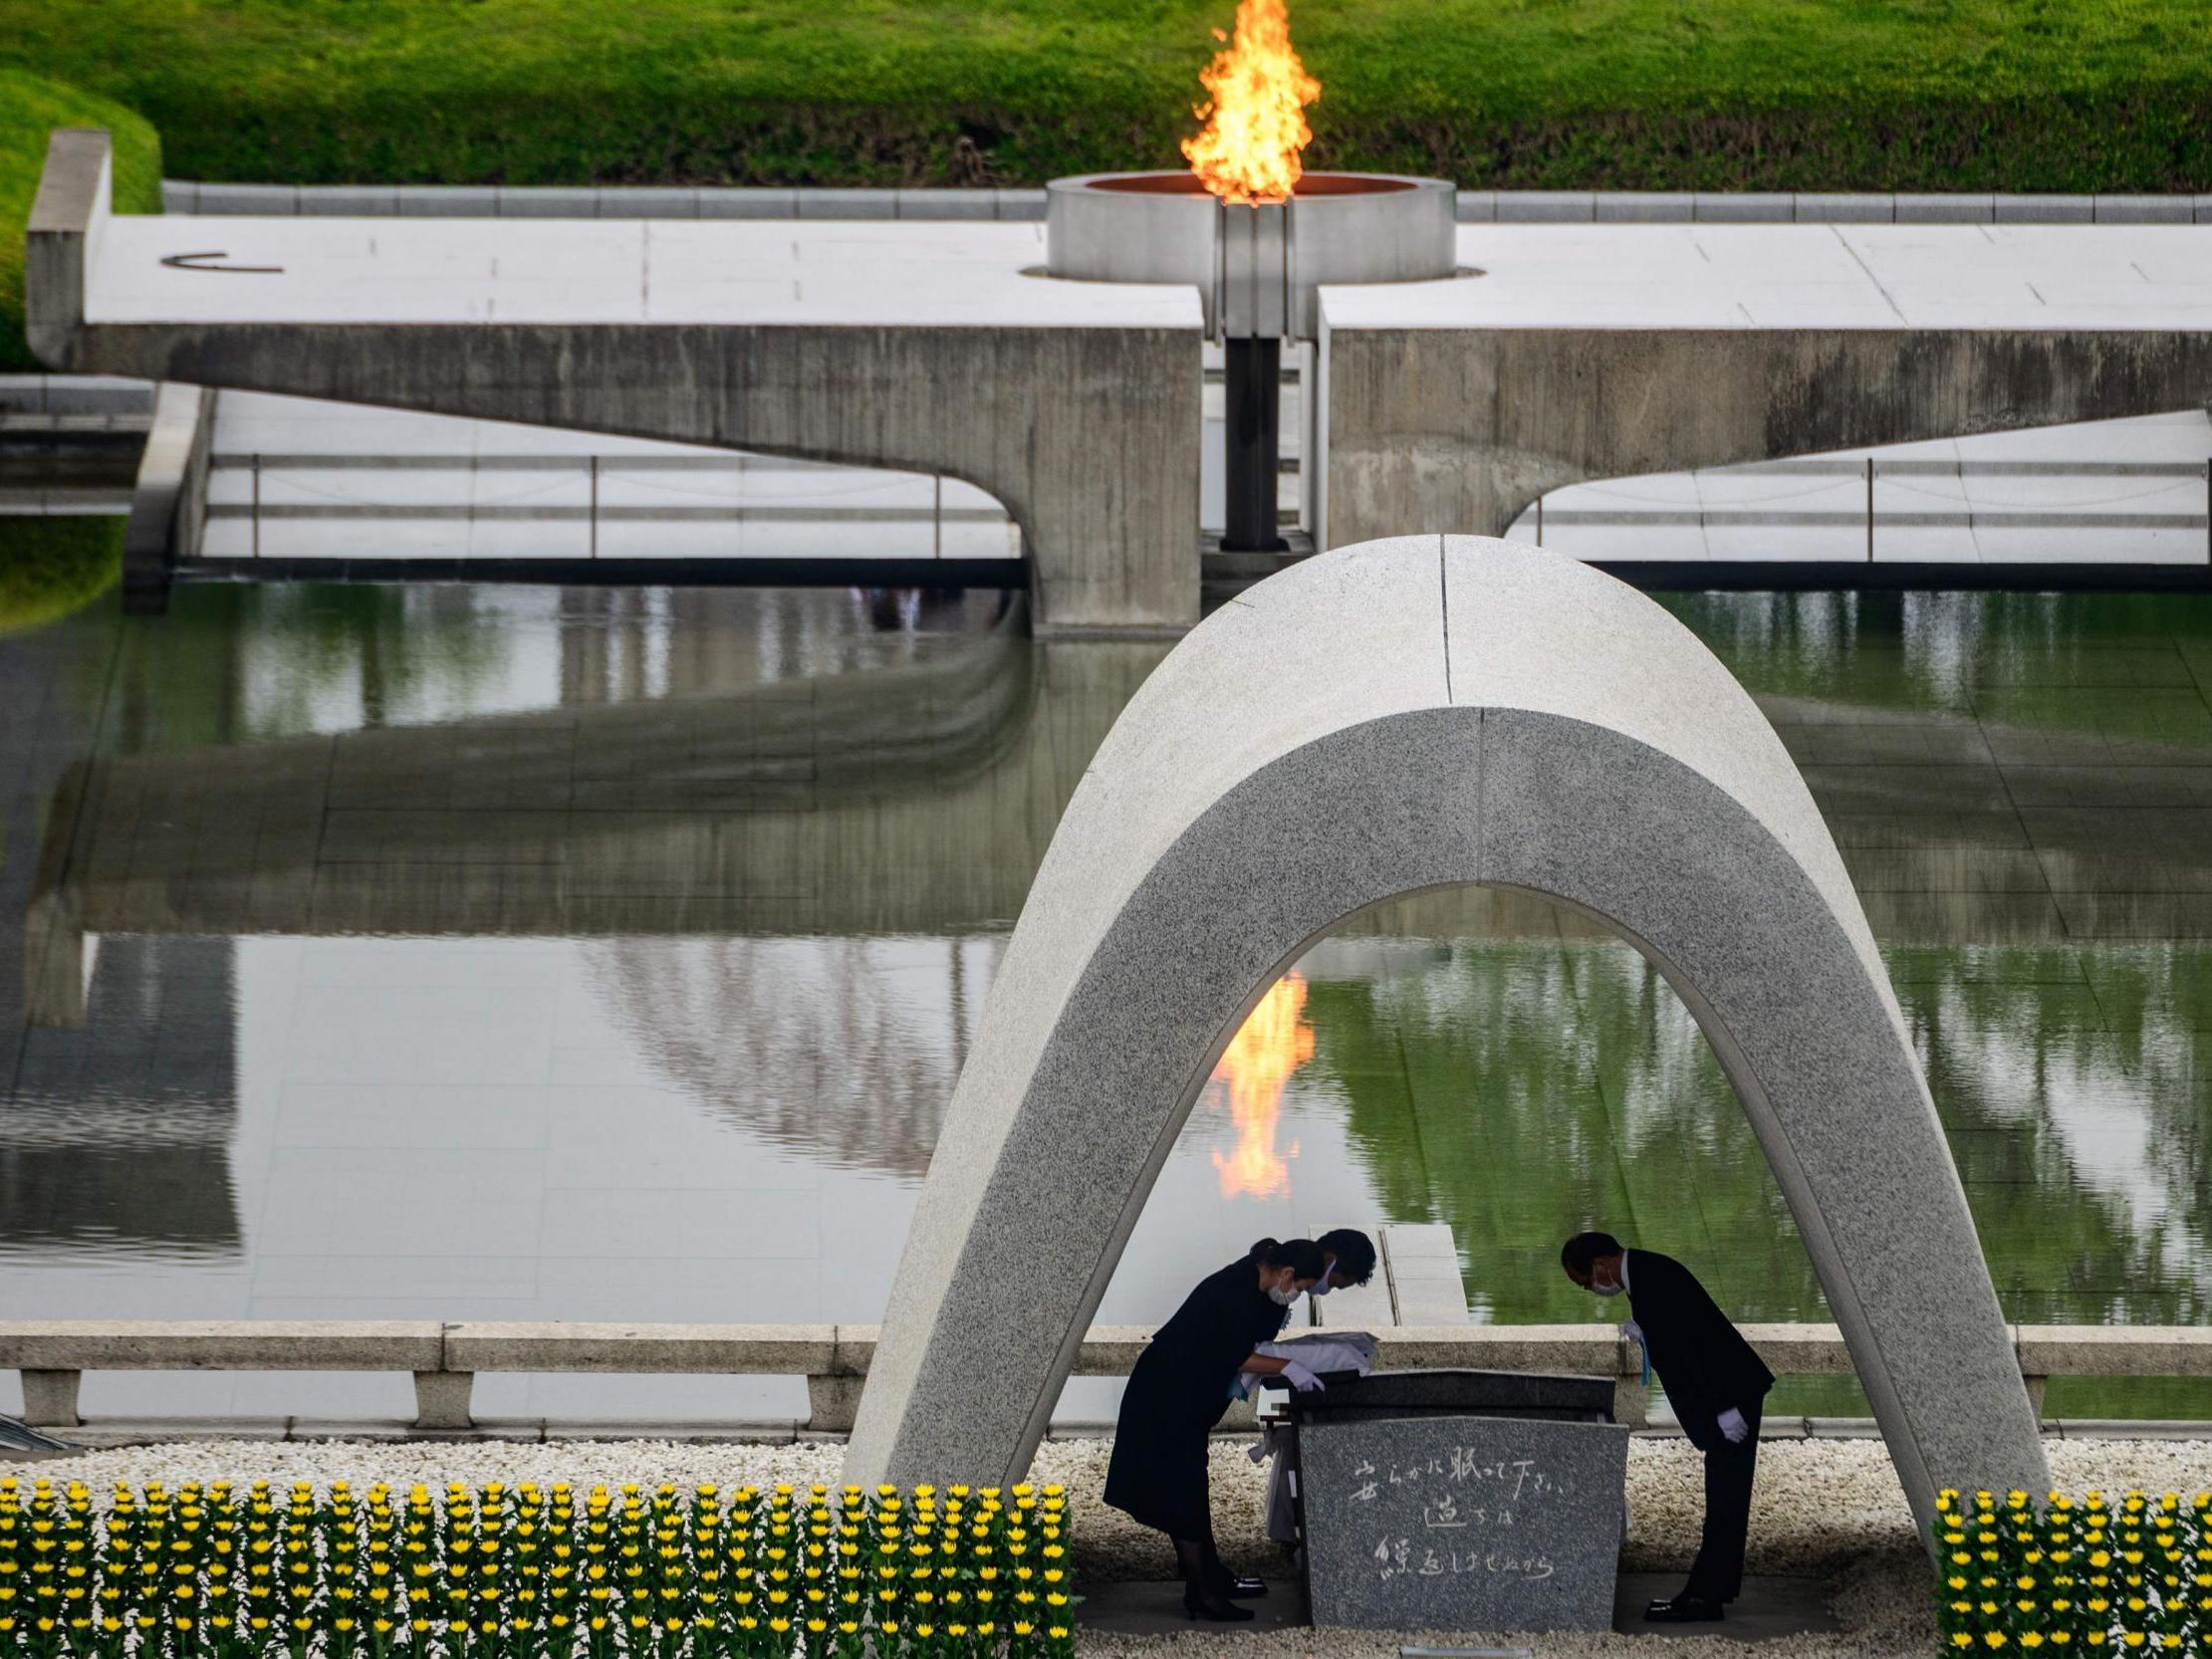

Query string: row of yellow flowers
1936 1488 2212 1654
0 1477 1077 1659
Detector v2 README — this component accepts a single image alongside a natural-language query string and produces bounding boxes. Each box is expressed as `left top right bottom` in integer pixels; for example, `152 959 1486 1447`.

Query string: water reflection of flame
1208 972 1315 1199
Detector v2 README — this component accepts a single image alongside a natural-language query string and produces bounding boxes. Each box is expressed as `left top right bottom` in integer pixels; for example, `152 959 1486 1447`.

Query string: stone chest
1286 1369 1627 1632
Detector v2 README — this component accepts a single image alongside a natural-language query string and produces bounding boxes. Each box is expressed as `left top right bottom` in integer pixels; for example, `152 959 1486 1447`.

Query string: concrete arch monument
844 535 2047 1533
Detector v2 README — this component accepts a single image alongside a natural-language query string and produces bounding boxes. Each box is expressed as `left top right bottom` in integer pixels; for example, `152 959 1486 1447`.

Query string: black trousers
1682 1399 1761 1602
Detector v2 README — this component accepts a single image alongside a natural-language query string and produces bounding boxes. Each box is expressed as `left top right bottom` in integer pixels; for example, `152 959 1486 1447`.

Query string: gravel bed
15 1434 2211 1656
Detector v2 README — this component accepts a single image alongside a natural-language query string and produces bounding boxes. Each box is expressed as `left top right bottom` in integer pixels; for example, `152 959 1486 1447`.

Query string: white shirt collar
1618 1251 1631 1294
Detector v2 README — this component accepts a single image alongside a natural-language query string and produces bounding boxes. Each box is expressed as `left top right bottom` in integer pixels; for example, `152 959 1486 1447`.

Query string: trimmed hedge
0 1477 1076 1659
1 1 2210 191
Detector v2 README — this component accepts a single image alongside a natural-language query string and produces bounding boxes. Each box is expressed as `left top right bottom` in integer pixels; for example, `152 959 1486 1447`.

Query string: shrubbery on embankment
0 517 123 636
0 0 2209 193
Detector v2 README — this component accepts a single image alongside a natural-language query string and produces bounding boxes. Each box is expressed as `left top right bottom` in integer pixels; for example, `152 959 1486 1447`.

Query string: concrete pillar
20 1370 82 1428
805 1374 865 1436
411 1370 474 1431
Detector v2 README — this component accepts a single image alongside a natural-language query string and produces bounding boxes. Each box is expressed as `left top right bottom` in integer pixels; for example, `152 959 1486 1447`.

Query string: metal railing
207 453 1011 563
1530 458 2212 564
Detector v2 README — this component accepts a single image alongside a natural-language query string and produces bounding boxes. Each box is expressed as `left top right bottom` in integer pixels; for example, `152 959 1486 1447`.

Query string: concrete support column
411 1370 474 1431
21 1370 83 1428
1610 1376 1650 1430
805 1374 865 1436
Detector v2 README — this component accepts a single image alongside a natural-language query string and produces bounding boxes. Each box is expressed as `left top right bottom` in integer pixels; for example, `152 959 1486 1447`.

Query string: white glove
1622 1319 1644 1348
1717 1407 1749 1444
1280 1360 1325 1392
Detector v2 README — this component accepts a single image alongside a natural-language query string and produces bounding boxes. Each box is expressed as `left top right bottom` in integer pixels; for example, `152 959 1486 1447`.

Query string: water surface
2 583 2209 1421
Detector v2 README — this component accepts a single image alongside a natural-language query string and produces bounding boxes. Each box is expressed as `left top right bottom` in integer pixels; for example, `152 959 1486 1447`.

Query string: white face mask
1309 1260 1337 1297
1268 1281 1300 1307
1590 1261 1623 1298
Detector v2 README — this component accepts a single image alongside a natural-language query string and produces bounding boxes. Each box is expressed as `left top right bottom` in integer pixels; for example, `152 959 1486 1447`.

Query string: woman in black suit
1104 1237 1329 1621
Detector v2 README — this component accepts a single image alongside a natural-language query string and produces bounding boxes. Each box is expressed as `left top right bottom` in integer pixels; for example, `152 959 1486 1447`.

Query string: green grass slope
0 516 123 635
1 69 161 369
1 0 2208 191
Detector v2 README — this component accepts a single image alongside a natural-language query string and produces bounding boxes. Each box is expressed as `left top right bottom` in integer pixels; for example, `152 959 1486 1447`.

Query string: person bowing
1104 1237 1328 1621
1562 1229 1774 1624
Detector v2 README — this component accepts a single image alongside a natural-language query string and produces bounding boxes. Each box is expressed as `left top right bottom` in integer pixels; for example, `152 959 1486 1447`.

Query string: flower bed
0 1476 1076 1659
1936 1487 2212 1652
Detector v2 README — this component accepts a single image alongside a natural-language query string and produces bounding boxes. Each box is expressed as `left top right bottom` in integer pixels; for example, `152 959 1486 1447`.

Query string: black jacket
1104 1256 1291 1537
1624 1248 1774 1450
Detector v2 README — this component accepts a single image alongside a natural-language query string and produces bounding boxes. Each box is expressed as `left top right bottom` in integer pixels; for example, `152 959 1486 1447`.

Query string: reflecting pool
1 583 2209 1421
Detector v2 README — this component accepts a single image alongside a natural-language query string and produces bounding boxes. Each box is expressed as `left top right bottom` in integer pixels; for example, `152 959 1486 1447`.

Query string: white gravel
17 1434 2212 1657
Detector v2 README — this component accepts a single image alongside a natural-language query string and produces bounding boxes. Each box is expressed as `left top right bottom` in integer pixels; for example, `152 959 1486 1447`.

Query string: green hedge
0 516 123 636
1934 1487 2212 1653
0 1477 1077 1659
0 71 161 371
1 1 2210 191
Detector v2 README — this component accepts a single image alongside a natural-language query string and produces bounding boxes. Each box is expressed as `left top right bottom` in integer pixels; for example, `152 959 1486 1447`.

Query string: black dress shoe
1182 1582 1257 1622
1644 1595 1724 1623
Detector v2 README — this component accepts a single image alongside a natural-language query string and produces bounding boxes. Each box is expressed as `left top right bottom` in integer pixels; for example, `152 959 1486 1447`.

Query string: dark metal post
1865 455 1875 563
1223 336 1286 553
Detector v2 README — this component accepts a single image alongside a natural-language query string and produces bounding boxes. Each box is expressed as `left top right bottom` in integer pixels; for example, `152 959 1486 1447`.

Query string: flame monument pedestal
1045 171 1455 551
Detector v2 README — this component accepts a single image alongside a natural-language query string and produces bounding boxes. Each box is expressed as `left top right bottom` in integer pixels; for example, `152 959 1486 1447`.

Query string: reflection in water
2 581 2212 1422
1 937 240 1260
1207 973 1315 1200
582 935 1001 1179
1297 935 2212 1328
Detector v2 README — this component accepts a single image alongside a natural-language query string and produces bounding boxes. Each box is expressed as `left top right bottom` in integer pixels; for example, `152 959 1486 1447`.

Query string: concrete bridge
30 130 2212 630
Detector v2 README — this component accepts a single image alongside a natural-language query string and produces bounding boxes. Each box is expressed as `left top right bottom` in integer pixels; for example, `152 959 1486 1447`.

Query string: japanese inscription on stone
1298 1415 1628 1631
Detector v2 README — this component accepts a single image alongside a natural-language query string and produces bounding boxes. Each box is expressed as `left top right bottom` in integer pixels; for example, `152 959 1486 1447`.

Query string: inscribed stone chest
1298 1414 1628 1632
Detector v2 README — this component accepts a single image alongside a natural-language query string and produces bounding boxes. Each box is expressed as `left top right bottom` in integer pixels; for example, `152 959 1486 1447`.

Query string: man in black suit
1561 1230 1774 1624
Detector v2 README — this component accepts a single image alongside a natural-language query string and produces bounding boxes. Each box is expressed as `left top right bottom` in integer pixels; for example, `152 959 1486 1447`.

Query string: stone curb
159 181 2212 225
160 183 1051 221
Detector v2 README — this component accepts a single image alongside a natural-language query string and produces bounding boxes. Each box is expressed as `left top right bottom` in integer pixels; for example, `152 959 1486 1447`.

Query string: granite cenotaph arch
844 535 2047 1534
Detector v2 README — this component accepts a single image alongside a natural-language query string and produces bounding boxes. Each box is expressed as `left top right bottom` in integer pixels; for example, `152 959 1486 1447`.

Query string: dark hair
1560 1231 1622 1274
1317 1228 1378 1287
1250 1237 1328 1282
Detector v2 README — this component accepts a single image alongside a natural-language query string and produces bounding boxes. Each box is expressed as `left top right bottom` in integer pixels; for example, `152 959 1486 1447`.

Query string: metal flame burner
1045 170 1457 340
1045 170 1456 551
